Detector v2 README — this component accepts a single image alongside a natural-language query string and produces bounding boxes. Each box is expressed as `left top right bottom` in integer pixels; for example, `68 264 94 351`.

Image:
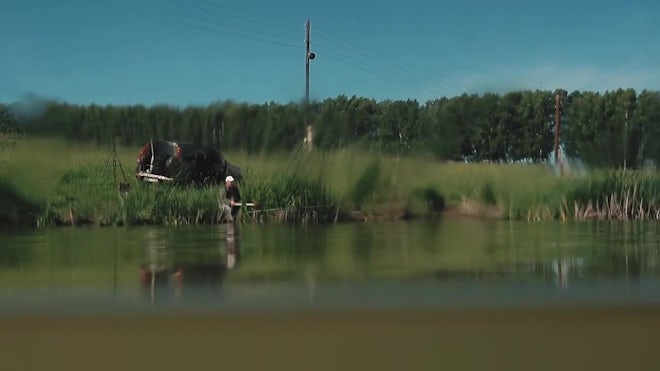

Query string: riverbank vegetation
0 137 658 228
2 88 660 228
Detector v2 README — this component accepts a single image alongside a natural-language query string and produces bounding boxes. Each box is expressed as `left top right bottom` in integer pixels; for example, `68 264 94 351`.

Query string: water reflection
226 222 241 270
138 225 241 306
1 220 660 311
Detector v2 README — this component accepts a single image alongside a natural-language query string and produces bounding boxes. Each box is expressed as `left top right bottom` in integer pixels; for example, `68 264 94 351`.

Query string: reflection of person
222 175 241 222
226 223 240 269
138 229 170 305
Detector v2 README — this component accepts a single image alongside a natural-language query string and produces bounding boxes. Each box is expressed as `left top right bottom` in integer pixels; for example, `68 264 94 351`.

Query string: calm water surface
3 219 660 371
1 219 659 313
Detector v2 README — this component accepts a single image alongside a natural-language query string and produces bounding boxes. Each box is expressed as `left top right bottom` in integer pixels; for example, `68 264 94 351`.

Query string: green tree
0 104 20 162
636 90 660 167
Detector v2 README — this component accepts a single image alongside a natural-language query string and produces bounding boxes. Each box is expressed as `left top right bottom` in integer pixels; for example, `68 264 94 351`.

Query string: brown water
1 219 660 370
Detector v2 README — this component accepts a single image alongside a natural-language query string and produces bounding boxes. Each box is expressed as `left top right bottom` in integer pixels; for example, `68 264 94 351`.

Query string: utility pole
304 19 315 151
624 111 628 170
554 90 561 164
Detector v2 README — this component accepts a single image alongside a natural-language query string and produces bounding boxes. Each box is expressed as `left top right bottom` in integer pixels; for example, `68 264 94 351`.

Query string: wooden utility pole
553 91 561 164
304 20 315 151
624 111 628 170
552 90 565 176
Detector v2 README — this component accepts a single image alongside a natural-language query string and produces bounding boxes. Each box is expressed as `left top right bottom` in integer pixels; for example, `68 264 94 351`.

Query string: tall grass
243 173 338 223
124 184 220 226
31 162 339 226
3 137 606 226
231 146 563 220
2 138 138 201
38 162 123 226
566 169 660 220
7 140 340 225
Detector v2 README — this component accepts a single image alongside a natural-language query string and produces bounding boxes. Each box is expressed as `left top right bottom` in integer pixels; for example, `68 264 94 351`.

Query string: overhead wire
91 0 459 97
173 18 301 49
191 0 304 34
172 0 302 43
165 0 456 94
313 45 430 91
90 0 303 50
174 13 301 47
314 27 461 91
315 28 442 77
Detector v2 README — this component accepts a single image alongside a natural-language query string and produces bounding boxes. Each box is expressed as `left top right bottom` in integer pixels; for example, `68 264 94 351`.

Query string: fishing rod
247 205 335 213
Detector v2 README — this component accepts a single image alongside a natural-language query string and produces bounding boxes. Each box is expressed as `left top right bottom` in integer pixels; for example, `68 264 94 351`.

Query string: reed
566 169 660 220
242 172 338 224
124 184 220 226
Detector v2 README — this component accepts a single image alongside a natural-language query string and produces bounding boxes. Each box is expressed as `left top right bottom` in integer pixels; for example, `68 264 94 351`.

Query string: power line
174 12 301 45
317 49 429 92
173 19 301 49
314 26 438 76
182 0 447 91
314 27 460 90
173 0 302 40
95 0 457 93
90 0 302 50
315 44 426 87
313 40 459 97
190 0 304 33
91 0 455 98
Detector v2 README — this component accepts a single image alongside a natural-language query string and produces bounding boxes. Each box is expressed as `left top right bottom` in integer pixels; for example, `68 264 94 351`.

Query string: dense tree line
1 103 20 161
5 89 660 168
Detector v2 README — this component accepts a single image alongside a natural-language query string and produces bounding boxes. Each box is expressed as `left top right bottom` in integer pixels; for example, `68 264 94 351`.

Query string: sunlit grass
0 137 583 225
233 146 563 218
1 137 139 201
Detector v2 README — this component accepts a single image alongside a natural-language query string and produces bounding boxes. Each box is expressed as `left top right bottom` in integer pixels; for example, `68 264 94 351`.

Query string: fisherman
223 175 241 222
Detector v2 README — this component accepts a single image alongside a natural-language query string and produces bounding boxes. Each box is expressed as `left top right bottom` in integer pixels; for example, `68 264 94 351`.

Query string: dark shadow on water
0 240 33 268
351 223 374 274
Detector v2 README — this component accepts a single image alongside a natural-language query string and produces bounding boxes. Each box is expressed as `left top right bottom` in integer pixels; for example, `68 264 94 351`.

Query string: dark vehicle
135 139 241 185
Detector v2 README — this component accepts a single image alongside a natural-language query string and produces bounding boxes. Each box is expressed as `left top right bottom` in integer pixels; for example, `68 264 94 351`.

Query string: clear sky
2 0 659 106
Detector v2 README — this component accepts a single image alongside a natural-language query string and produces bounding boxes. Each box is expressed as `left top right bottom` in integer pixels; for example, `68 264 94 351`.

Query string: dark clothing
225 185 241 219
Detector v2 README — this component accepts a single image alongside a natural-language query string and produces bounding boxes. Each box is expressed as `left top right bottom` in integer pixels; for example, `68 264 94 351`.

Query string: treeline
4 88 660 167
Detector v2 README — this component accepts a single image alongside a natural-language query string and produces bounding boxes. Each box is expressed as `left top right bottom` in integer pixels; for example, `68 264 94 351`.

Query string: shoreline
2 191 660 230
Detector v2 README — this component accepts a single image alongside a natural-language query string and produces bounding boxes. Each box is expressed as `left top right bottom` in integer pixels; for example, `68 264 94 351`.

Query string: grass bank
1 138 658 227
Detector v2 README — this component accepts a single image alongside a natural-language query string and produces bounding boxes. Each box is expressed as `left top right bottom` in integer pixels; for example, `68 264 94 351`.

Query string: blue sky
1 0 659 106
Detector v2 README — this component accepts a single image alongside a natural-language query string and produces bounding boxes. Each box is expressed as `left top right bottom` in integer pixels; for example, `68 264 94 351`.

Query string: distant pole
624 111 628 170
304 20 315 151
305 20 310 117
554 91 561 164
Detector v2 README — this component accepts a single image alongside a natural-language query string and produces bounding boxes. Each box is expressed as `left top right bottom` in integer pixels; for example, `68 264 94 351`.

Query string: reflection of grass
0 137 602 224
0 220 598 288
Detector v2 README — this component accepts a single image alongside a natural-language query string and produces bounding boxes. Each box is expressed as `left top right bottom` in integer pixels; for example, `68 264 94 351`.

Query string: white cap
225 175 234 183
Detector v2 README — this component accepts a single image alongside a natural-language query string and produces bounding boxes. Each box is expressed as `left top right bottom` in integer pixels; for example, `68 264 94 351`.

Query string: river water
1 219 659 312
1 219 660 370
